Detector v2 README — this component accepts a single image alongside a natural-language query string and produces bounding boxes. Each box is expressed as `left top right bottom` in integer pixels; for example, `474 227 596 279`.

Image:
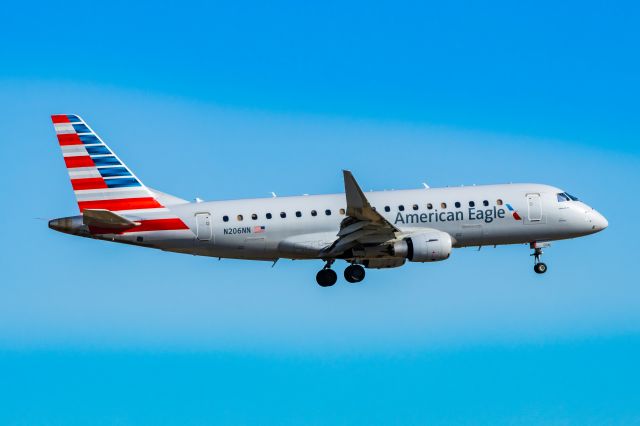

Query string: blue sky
1 1 639 424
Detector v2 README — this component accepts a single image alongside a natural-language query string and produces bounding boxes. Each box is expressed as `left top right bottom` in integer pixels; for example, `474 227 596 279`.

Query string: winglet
343 170 390 224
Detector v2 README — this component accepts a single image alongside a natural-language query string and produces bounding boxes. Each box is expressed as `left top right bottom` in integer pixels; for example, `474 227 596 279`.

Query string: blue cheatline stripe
86 145 111 155
79 134 100 144
92 156 121 167
104 178 141 188
98 167 131 177
506 204 514 211
72 123 91 133
67 115 82 123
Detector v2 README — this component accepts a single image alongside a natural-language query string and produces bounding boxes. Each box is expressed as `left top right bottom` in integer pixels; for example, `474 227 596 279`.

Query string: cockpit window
557 192 579 202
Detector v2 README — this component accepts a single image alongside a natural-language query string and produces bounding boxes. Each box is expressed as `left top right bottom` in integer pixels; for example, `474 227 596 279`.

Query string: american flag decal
253 226 266 233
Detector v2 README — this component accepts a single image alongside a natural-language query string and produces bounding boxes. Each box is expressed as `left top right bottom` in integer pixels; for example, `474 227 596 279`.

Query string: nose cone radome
592 211 608 232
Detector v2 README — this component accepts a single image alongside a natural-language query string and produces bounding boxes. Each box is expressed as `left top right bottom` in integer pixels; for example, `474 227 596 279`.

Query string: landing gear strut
316 260 337 287
344 264 366 283
530 242 549 274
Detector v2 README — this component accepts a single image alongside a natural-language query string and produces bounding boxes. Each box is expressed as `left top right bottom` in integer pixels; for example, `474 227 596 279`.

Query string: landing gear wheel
530 243 549 275
316 268 338 287
344 264 366 283
534 262 548 274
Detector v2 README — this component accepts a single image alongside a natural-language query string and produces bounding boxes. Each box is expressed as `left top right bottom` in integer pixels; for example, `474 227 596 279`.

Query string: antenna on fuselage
422 182 430 189
271 192 277 198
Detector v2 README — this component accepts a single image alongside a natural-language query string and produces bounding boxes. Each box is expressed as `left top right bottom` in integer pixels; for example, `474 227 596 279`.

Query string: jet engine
391 230 452 262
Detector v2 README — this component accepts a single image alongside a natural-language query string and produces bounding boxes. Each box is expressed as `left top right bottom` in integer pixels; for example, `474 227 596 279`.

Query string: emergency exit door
195 213 212 241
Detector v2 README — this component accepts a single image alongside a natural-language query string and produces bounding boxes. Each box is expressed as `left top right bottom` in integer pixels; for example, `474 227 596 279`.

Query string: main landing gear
344 264 366 283
530 242 550 274
316 260 338 287
316 261 366 286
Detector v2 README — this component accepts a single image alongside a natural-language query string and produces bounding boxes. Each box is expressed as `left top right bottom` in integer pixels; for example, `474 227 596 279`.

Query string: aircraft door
526 193 542 223
195 213 213 241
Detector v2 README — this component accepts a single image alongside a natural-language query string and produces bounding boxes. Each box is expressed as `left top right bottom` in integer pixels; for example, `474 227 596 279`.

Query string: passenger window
440 202 447 209
455 202 461 208
398 205 404 211
325 209 332 216
251 213 258 220
427 203 433 210
483 200 489 206
223 215 229 222
412 204 419 211
266 213 272 219
339 208 345 215
496 199 503 206
237 214 243 221
469 201 475 207
295 211 302 218
384 206 390 212
280 212 286 218
311 210 317 216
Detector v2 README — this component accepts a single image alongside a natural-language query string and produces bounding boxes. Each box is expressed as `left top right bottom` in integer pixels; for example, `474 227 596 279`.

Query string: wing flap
337 220 369 237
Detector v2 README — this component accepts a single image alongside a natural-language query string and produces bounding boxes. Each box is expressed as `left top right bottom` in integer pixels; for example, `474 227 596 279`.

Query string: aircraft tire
316 269 338 287
344 264 366 283
534 262 548 274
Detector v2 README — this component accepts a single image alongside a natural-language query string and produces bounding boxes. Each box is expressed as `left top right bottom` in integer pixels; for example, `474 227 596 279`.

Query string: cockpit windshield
557 192 579 202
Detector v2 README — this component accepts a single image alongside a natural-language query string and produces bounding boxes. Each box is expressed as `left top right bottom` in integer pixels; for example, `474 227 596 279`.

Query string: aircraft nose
589 210 608 232
594 211 608 230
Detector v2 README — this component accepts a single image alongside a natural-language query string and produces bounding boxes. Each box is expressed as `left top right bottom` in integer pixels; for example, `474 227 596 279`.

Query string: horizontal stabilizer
82 209 140 230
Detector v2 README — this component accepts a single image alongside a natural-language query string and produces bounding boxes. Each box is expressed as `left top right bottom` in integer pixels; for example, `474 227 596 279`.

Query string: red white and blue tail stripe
52 114 189 235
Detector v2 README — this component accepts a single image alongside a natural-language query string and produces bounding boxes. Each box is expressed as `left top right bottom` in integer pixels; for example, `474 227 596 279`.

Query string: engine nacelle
392 231 452 262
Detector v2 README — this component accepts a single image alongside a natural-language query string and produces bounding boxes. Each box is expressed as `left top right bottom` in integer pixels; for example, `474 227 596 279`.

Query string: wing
322 170 401 257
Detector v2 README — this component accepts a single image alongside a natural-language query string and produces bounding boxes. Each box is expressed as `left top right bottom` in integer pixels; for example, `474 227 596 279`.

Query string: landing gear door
195 213 213 241
525 193 544 224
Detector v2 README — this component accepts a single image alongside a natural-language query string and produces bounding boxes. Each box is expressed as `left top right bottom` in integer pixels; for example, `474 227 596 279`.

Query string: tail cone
48 216 86 235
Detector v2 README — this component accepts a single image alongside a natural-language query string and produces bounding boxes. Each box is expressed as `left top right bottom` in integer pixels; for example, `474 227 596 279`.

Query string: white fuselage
74 183 606 262
46 114 609 280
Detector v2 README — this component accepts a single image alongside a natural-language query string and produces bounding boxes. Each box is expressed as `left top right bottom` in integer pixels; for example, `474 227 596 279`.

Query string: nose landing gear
530 242 550 274
533 261 547 274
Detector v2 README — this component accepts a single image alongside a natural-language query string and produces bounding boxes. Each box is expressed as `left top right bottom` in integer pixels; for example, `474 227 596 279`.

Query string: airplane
48 114 608 286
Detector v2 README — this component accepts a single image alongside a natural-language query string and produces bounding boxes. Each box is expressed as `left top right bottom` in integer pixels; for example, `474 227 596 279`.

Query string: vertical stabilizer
51 114 189 234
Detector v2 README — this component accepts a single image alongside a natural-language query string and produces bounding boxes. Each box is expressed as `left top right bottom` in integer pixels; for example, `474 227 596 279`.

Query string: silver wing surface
322 170 401 258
